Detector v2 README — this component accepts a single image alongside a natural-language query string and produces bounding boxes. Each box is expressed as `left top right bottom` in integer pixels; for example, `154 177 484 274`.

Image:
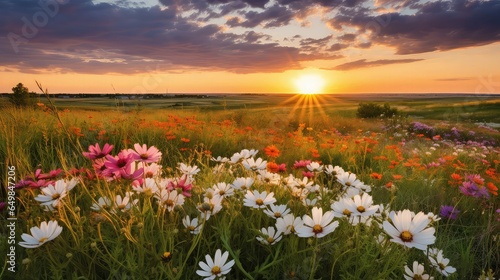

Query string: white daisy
263 204 291 219
404 261 433 280
324 165 344 176
306 162 323 172
114 194 137 212
196 249 235 280
383 209 436 250
182 215 202 234
155 189 185 212
296 207 339 238
345 193 379 217
19 220 63 248
211 182 234 199
242 157 267 171
230 177 254 191
428 250 457 277
34 180 70 207
243 190 276 209
256 226 283 245
90 196 113 211
275 214 303 235
178 163 200 176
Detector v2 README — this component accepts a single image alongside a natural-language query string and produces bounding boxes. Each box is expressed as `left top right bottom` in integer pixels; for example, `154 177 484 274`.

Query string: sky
0 0 499 94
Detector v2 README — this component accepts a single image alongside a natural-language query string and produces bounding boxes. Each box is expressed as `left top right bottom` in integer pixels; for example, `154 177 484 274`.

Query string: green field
1 93 499 280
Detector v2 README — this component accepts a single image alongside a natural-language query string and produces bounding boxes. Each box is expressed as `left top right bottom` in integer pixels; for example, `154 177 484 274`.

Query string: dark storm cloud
226 4 295 28
0 0 331 74
331 58 423 70
329 0 500 54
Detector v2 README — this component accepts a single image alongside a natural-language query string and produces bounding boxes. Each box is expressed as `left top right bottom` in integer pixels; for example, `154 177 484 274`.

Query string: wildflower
182 216 202 234
90 196 113 211
114 194 137 212
229 149 258 164
428 250 456 277
167 175 193 197
336 172 371 193
104 151 134 177
275 214 303 235
196 249 235 280
427 212 441 223
211 156 229 163
306 162 323 172
256 226 283 245
34 179 78 207
230 177 254 191
19 220 63 248
296 207 339 238
83 143 114 160
293 160 311 169
486 182 498 196
161 252 172 263
383 209 436 250
263 204 291 219
460 181 489 199
155 189 185 212
264 145 280 158
133 178 159 196
345 193 379 217
130 143 162 163
244 190 276 209
242 157 267 171
178 163 200 176
198 195 223 220
370 172 382 180
324 165 344 176
257 170 282 185
211 182 234 199
404 261 434 280
439 205 460 220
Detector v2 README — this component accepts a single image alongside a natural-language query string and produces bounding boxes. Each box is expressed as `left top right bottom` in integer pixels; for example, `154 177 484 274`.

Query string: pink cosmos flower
293 160 311 169
167 175 193 197
130 143 162 163
38 168 63 180
83 143 114 160
104 151 134 178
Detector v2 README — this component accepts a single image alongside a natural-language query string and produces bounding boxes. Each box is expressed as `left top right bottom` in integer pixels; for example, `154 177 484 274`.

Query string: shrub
356 102 398 118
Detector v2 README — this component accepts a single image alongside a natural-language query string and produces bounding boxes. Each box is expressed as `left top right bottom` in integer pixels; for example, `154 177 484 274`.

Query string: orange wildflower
264 145 280 158
392 174 403 180
486 182 498 196
180 138 190 143
267 162 280 173
370 172 382 180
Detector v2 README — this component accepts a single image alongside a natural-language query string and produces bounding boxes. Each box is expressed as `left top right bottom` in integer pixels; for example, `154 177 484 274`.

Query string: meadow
1 93 499 279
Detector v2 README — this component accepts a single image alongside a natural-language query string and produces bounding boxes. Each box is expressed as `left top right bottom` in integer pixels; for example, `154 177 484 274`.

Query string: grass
0 93 499 279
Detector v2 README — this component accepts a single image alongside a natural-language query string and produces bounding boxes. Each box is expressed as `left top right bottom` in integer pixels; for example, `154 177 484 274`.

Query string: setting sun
294 74 325 94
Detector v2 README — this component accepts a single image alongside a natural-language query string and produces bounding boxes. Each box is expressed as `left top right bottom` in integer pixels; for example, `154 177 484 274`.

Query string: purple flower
440 205 460 220
459 181 489 199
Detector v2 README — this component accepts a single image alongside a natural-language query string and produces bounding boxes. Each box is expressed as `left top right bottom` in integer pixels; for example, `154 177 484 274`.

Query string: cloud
331 58 423 70
329 0 500 54
435 77 474 82
0 0 331 74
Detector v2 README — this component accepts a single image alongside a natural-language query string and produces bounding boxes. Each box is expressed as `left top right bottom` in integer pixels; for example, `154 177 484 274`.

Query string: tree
8 83 37 108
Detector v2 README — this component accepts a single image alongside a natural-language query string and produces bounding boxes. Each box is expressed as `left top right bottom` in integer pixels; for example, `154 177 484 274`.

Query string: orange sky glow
1 0 499 94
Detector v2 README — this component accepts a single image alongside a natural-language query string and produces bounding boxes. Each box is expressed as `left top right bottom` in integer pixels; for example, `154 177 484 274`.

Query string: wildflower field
1 94 499 279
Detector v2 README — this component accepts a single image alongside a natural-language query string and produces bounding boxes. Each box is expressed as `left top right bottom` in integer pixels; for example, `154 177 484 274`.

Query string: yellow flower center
219 190 225 196
39 237 48 243
312 224 323 234
118 204 126 209
255 198 264 206
438 263 446 270
343 209 351 216
274 212 282 218
413 275 423 280
140 153 149 160
345 182 351 186
164 199 174 207
357 206 365 213
52 193 61 199
267 237 275 244
187 225 195 231
400 230 413 242
211 265 221 275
